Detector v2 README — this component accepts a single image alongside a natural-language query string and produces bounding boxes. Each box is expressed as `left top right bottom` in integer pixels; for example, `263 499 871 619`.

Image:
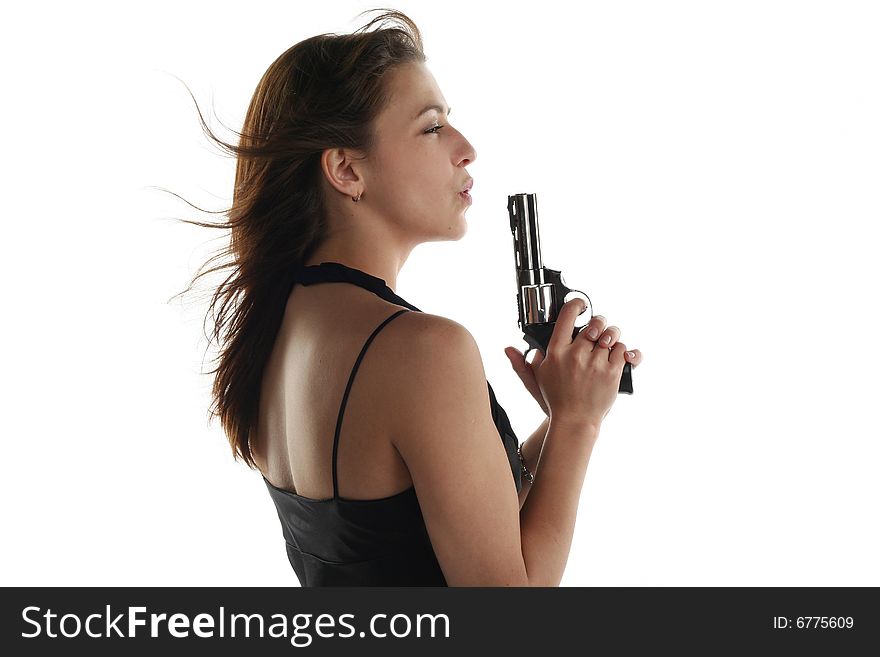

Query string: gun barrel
508 193 544 272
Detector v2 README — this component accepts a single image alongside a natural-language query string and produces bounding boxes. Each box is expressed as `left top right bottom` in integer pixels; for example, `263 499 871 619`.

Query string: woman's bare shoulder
372 309 488 422
372 309 482 374
381 309 475 346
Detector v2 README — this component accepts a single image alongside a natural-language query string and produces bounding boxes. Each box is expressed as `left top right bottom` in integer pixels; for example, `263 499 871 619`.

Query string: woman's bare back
251 282 414 501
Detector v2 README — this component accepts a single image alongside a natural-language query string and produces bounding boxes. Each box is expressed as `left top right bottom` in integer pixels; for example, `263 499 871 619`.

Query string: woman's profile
177 8 642 586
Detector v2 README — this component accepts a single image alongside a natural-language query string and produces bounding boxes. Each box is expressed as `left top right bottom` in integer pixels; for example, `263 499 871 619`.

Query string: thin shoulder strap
331 308 411 499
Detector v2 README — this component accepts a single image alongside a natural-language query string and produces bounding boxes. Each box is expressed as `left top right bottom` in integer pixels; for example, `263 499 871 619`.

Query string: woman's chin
450 215 468 240
425 212 468 242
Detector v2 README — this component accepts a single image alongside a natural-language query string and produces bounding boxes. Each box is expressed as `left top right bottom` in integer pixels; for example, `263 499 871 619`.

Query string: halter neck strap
290 261 422 312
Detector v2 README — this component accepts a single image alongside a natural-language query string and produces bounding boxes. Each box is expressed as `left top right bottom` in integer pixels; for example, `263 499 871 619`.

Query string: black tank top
262 261 523 586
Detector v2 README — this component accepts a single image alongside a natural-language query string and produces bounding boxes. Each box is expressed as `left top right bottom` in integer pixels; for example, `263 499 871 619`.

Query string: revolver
507 193 633 395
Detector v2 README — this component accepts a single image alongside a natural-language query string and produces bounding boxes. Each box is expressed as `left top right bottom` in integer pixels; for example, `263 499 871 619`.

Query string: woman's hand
504 345 550 416
505 304 643 420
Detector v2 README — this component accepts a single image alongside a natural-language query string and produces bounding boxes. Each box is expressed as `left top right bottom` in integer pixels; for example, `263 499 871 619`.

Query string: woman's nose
458 133 476 166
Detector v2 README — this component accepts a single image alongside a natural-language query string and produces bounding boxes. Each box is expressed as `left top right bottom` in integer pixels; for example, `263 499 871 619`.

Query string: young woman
184 9 642 586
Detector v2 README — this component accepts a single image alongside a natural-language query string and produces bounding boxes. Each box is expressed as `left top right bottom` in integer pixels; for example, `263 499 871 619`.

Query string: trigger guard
563 288 593 328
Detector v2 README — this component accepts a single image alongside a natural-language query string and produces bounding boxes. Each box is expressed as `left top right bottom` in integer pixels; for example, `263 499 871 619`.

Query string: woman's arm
520 418 601 586
517 416 549 510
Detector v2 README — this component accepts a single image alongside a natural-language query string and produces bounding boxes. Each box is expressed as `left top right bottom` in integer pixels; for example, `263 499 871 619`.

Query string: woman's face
363 61 477 243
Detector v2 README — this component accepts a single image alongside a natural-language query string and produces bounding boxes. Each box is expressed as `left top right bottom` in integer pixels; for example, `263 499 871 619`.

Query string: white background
2 0 877 586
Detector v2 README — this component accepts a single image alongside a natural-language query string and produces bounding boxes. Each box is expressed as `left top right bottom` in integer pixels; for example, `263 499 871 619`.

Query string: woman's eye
425 123 445 134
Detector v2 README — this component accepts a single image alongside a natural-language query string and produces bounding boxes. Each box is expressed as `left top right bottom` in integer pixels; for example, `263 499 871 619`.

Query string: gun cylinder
523 284 555 324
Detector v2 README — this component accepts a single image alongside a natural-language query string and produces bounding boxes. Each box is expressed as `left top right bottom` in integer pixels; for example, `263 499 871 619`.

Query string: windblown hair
167 9 426 468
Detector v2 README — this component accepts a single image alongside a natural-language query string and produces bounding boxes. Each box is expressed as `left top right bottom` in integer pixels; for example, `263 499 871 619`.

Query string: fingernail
626 351 635 359
587 327 599 339
601 335 611 345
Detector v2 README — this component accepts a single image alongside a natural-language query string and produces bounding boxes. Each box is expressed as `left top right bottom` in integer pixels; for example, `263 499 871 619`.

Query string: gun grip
619 361 633 395
523 323 634 395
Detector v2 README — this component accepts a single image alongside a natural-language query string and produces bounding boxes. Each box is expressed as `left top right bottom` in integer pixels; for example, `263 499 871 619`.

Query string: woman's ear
320 147 367 199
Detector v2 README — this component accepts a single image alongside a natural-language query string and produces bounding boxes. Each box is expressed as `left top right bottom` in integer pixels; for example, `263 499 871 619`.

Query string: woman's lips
458 177 473 204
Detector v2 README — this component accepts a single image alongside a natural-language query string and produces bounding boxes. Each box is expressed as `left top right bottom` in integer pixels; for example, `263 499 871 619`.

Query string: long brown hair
165 9 426 469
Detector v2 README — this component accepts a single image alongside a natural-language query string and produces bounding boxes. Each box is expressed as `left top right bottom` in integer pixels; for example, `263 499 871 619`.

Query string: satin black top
262 261 522 586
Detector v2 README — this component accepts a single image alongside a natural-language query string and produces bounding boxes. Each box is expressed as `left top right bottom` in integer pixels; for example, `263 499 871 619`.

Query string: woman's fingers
579 315 607 342
546 303 643 370
547 299 588 355
577 316 641 368
595 325 620 348
624 348 642 367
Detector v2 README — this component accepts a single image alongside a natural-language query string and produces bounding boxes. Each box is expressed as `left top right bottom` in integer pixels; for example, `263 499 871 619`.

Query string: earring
352 192 362 203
